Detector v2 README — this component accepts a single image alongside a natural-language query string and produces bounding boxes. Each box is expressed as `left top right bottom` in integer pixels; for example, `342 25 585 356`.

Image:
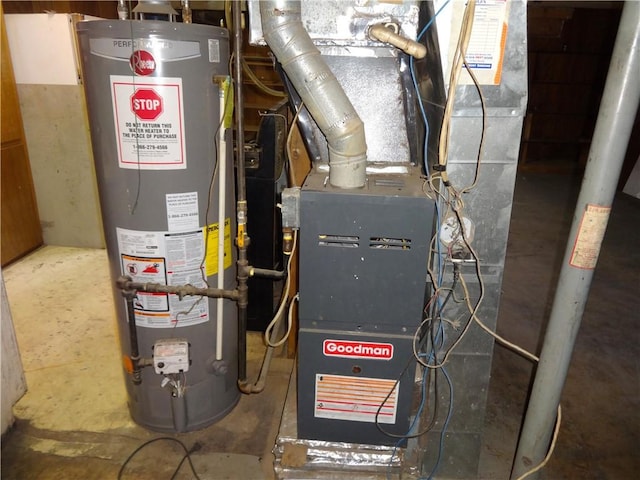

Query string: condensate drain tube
368 23 427 59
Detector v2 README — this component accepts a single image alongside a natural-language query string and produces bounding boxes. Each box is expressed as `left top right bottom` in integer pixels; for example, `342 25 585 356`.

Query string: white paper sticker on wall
447 0 510 85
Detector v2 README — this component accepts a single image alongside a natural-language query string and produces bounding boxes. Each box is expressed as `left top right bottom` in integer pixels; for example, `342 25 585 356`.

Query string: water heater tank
76 20 239 432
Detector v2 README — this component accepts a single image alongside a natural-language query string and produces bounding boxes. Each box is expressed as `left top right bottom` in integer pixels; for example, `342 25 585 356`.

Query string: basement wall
5 13 104 249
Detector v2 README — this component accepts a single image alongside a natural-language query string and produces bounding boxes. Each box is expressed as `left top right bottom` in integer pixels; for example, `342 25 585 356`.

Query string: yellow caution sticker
204 218 232 276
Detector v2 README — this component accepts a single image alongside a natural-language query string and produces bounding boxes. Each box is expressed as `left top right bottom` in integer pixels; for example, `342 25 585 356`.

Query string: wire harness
386 1 562 479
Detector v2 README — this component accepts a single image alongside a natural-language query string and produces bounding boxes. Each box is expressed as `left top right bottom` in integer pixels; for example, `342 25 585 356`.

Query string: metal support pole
511 2 640 478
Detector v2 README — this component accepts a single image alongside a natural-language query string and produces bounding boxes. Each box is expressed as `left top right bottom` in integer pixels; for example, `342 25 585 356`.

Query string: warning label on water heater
111 75 186 170
117 227 209 328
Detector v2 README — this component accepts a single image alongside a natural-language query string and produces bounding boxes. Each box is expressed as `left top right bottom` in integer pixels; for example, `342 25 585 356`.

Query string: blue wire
410 56 429 175
387 3 454 479
410 0 452 176
386 359 430 479
388 441 401 480
418 270 454 479
410 0 450 282
422 366 454 480
413 365 430 432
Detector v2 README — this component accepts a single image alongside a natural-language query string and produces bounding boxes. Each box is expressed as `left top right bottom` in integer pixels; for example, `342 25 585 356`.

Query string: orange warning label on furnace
314 374 398 424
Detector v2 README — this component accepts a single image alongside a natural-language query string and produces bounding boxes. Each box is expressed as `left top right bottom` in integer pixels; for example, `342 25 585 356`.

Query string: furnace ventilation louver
317 235 412 250
318 235 360 248
369 237 412 250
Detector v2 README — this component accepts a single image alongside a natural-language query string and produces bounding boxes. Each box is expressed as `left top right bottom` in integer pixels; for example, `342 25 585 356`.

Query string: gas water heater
77 18 239 432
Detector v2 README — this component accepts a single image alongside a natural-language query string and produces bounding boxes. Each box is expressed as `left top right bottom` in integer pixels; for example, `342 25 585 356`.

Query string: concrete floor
1 173 638 479
1 247 293 480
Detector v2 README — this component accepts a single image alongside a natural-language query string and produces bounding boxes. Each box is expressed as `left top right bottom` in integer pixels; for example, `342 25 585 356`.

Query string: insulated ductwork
260 0 367 189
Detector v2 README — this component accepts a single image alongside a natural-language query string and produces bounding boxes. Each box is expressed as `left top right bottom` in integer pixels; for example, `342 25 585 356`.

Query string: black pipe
237 284 248 387
122 289 142 385
117 274 241 386
233 0 251 391
250 267 285 280
116 276 240 301
248 236 293 280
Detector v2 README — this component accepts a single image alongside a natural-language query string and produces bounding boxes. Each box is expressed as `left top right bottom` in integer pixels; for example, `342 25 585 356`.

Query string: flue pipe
260 0 367 189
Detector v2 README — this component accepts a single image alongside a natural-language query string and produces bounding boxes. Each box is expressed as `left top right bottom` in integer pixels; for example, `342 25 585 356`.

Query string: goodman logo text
323 339 394 360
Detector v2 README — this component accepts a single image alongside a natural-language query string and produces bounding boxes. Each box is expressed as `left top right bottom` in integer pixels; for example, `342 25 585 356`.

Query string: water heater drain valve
153 339 190 375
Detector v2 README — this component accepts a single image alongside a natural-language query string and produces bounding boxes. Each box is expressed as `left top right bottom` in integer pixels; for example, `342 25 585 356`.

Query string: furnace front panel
297 172 435 446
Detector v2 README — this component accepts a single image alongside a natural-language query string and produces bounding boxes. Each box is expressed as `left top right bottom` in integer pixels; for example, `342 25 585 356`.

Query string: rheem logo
130 50 156 76
323 339 394 360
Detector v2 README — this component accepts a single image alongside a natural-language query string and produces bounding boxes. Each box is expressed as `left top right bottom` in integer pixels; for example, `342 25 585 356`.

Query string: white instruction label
166 192 199 232
448 0 509 85
208 39 220 63
117 227 209 328
111 75 186 170
569 204 611 270
314 374 398 424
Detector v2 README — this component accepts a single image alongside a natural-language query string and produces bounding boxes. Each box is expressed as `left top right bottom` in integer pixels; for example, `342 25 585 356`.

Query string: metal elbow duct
260 0 367 189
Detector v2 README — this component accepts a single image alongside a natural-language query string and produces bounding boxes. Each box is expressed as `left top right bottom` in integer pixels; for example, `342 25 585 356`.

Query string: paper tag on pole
569 204 611 270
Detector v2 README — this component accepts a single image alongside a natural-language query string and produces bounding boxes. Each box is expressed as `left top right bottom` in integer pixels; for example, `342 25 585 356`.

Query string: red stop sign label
130 88 163 121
